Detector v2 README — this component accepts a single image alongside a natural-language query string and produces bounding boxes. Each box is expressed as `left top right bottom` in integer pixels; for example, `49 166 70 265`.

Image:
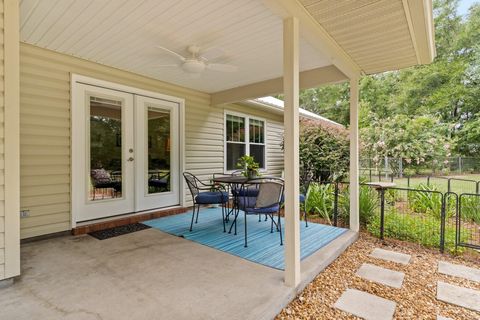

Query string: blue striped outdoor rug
143 207 347 270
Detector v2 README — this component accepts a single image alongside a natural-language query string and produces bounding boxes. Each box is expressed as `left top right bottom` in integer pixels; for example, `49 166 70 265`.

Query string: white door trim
70 74 186 228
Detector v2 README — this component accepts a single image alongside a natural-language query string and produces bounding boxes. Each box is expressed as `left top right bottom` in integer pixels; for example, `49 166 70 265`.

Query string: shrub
304 183 334 225
459 195 480 224
339 184 378 226
367 209 467 253
408 183 443 218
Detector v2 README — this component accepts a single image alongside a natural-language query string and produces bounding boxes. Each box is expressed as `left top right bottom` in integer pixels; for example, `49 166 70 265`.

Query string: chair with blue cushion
183 172 229 232
235 178 284 247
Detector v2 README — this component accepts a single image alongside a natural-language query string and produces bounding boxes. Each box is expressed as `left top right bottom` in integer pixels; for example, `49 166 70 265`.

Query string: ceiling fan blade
153 64 180 68
155 46 186 61
199 47 225 61
206 63 238 72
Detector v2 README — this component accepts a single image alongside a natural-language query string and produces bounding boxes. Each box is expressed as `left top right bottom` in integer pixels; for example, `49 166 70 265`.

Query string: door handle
127 157 134 162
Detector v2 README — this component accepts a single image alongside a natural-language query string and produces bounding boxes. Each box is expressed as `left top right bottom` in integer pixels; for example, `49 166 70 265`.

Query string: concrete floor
0 227 357 320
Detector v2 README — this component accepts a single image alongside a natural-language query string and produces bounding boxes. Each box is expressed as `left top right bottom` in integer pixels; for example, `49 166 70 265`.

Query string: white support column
283 17 301 287
4 0 21 279
349 78 360 232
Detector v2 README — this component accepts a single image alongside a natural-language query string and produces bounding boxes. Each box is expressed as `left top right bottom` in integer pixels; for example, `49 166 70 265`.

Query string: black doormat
88 223 151 240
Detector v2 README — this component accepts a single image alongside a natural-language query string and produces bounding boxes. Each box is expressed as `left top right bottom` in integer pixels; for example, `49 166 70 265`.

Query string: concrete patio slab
334 288 396 320
0 226 357 320
438 261 480 283
356 263 405 288
370 248 411 265
437 281 480 312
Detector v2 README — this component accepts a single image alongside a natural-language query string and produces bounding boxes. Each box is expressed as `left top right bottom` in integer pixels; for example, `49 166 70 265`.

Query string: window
225 113 266 171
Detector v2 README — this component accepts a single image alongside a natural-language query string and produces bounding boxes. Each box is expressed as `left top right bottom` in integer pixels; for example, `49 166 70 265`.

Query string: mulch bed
276 233 480 319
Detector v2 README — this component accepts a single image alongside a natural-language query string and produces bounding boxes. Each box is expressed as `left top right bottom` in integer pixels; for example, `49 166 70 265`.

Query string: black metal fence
304 179 480 253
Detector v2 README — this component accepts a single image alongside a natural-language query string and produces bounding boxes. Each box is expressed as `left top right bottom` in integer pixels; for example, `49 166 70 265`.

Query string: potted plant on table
237 155 260 179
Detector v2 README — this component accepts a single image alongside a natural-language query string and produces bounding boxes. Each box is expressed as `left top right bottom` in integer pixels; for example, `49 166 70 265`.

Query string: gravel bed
276 233 480 320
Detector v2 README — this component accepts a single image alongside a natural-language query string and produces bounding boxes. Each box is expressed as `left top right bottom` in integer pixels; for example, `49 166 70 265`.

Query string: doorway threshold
72 206 187 235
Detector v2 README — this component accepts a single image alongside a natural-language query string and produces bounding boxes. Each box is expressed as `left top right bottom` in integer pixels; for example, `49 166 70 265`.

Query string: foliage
236 155 260 178
408 183 444 218
298 120 350 181
367 209 465 253
339 184 378 226
292 0 480 161
304 183 334 225
460 195 480 224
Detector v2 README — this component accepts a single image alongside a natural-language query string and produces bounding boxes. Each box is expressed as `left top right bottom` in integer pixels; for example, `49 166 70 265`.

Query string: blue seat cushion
195 191 228 204
238 197 280 214
280 194 306 203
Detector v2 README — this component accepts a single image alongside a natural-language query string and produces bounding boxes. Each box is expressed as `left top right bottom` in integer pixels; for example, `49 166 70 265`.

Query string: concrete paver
370 248 411 265
334 288 396 320
437 281 480 312
356 263 405 288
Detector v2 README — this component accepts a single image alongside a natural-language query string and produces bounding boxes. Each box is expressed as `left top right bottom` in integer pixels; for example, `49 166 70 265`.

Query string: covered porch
0 221 357 320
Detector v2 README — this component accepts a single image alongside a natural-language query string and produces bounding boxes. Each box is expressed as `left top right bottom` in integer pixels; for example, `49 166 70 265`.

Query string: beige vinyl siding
19 43 285 238
0 0 5 278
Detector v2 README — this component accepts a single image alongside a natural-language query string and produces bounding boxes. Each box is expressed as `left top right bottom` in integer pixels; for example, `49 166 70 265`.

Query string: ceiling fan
154 45 238 77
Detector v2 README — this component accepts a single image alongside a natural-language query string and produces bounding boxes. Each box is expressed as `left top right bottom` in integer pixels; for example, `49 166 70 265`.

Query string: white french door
134 95 180 211
73 82 180 223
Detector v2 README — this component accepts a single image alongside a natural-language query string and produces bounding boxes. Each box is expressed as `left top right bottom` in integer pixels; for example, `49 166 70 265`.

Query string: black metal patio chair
235 177 284 247
183 172 229 232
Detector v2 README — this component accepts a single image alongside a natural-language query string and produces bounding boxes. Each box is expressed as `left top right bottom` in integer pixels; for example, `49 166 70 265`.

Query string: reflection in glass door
89 96 123 201
135 96 179 211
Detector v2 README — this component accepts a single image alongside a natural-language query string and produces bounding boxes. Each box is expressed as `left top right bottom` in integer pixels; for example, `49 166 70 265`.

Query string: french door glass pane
226 143 246 171
147 106 171 194
250 144 265 169
89 96 123 201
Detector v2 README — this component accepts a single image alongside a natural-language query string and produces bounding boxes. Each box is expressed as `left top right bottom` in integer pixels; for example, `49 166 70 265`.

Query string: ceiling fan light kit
155 44 238 76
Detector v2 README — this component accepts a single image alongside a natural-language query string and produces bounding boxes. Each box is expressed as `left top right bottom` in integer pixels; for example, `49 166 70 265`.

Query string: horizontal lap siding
19 43 285 237
0 0 4 278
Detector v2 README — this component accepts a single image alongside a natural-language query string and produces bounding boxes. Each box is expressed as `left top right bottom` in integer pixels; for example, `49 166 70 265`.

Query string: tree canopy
297 0 480 163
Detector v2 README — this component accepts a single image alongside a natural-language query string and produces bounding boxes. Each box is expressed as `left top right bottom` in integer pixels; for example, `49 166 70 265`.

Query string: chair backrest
183 172 200 198
251 178 284 208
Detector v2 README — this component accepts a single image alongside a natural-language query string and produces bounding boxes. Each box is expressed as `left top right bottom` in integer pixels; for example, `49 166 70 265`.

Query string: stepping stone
438 261 480 283
334 288 396 320
437 281 480 312
356 263 405 288
370 248 411 265
437 316 453 320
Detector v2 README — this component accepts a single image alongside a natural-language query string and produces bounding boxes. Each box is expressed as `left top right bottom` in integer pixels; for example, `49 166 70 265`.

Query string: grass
364 173 480 194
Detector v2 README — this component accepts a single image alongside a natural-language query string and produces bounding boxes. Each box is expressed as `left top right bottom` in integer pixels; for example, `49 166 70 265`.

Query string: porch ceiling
20 0 434 94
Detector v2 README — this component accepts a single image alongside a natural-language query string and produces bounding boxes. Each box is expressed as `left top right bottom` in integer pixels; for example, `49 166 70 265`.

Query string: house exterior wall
19 43 284 239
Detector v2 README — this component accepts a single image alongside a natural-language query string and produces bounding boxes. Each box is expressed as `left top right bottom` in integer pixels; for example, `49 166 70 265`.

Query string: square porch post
349 78 360 232
283 16 301 287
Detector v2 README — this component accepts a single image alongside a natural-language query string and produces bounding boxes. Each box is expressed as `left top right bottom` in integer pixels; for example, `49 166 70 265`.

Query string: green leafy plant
367 209 469 253
460 195 480 224
236 155 260 178
339 184 378 226
304 183 334 225
408 183 443 218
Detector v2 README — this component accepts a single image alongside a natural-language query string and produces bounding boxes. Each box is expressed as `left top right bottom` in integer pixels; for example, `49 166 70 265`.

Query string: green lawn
385 174 480 194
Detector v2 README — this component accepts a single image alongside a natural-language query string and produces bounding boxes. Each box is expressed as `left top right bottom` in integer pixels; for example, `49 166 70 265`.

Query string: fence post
333 182 339 226
399 158 403 178
380 188 385 240
440 193 446 253
447 179 451 193
458 157 462 174
427 176 430 186
407 176 410 188
476 181 479 194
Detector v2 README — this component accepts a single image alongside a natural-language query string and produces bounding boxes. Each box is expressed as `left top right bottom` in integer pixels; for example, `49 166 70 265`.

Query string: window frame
224 110 267 173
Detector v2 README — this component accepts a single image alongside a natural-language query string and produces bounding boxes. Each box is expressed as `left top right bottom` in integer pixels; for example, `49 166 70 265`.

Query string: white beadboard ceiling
20 0 332 93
